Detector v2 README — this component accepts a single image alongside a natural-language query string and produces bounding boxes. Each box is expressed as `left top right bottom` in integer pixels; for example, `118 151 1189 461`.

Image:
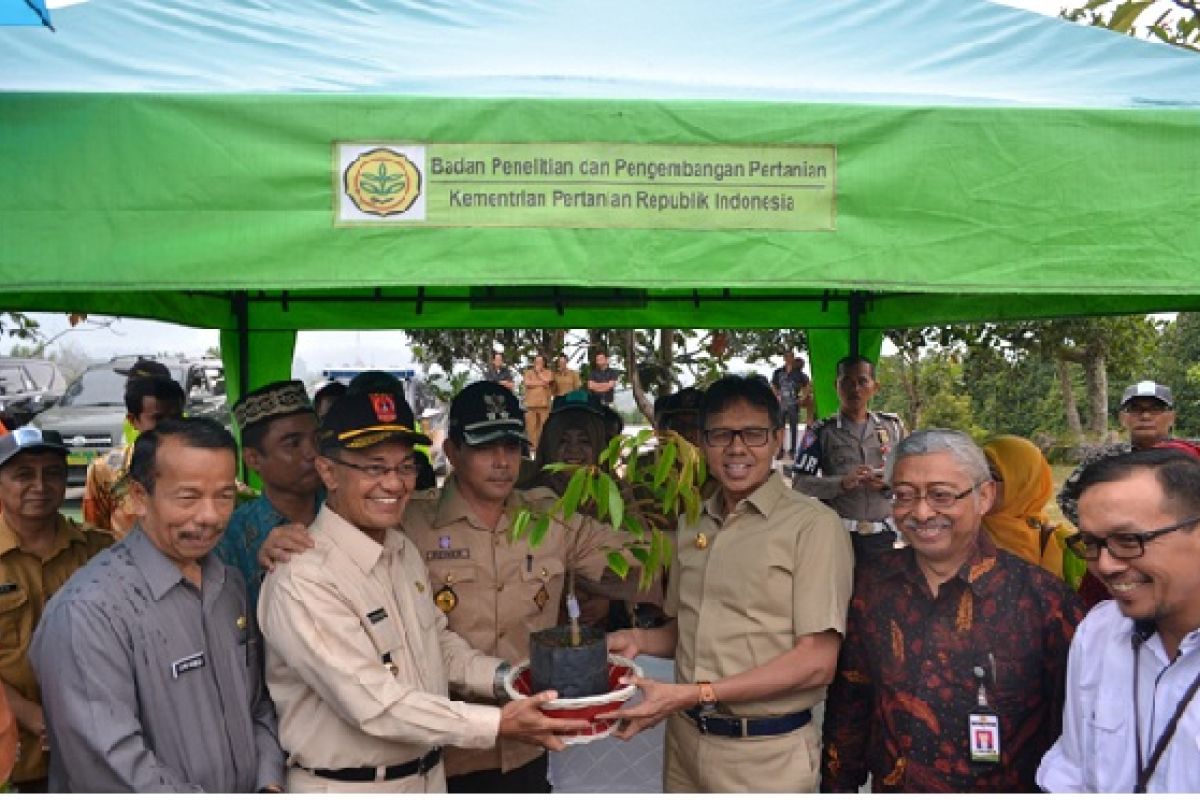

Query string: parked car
31 355 227 486
0 357 68 429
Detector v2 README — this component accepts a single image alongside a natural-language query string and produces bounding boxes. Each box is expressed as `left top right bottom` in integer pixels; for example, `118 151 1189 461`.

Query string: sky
21 0 1084 380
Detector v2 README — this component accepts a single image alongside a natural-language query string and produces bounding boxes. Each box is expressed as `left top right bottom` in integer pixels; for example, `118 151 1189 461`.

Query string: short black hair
314 380 347 408
129 417 237 495
1076 448 1200 520
413 450 436 491
700 374 781 430
125 375 186 417
836 354 876 379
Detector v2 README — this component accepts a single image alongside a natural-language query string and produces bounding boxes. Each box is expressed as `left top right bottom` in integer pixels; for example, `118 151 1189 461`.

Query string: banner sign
335 142 835 230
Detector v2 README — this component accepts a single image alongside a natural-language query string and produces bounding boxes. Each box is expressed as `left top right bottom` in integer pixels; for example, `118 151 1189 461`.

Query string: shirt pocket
1085 703 1129 790
991 654 1042 716
523 555 565 619
427 561 484 623
826 438 861 472
0 585 29 650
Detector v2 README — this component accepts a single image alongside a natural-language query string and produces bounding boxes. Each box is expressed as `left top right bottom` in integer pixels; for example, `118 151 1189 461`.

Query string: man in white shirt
1038 448 1200 793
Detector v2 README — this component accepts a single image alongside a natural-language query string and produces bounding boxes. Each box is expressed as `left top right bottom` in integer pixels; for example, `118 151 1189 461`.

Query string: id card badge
968 712 1001 763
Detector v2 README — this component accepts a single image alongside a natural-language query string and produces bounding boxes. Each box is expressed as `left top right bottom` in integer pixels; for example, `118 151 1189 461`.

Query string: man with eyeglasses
257 391 587 792
1038 448 1200 792
822 429 1082 793
1057 381 1179 527
402 380 630 793
604 375 853 792
793 354 907 562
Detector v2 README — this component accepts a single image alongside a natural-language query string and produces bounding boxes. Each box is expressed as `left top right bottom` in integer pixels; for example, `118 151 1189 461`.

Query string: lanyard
1132 638 1200 793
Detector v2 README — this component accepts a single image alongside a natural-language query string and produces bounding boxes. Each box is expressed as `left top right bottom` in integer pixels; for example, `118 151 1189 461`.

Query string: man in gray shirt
30 418 285 793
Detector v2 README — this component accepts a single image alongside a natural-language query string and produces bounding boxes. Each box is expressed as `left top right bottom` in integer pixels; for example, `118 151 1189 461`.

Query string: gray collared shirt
29 528 285 792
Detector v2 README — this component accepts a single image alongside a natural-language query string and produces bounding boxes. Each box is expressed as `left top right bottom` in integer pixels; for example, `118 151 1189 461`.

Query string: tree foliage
1062 0 1200 51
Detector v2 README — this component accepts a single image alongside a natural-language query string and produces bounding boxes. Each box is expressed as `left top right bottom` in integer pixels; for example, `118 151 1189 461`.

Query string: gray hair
886 429 991 485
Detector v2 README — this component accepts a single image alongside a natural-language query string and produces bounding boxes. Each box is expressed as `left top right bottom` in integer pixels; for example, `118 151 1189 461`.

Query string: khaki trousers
663 712 821 793
525 407 549 449
286 762 446 794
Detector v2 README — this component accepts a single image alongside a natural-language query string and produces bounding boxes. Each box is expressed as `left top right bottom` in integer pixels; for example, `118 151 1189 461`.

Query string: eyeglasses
1123 402 1170 416
702 427 771 447
328 456 418 480
1064 514 1200 561
891 485 976 510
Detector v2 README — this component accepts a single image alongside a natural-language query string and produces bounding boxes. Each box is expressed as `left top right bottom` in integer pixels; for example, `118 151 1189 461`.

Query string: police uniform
0 513 112 788
404 475 626 785
665 473 854 792
792 411 906 562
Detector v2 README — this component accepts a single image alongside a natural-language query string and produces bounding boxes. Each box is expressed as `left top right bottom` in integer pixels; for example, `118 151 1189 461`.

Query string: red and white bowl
504 654 644 744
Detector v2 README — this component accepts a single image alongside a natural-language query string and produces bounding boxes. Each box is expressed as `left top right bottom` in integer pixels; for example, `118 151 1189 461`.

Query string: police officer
403 381 629 793
792 355 907 562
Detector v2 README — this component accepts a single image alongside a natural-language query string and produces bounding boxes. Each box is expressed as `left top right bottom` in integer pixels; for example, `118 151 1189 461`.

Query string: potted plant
509 428 706 703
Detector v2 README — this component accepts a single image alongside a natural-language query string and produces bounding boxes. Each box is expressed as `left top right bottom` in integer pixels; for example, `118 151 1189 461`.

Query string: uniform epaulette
875 411 903 422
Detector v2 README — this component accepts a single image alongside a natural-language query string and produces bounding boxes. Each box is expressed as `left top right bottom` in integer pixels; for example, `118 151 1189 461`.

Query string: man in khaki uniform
606 375 854 793
404 380 629 793
551 355 580 397
793 354 906 562
259 390 581 793
0 428 113 792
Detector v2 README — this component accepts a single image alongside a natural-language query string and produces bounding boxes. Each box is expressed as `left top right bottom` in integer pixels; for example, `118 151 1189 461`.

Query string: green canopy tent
2 0 1199 414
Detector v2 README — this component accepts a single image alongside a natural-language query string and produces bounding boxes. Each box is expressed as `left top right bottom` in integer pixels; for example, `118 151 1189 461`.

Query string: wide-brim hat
319 391 431 450
450 381 530 446
0 427 69 469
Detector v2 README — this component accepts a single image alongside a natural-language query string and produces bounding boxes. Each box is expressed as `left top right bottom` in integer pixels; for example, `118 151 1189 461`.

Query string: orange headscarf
982 435 1064 578
0 687 16 785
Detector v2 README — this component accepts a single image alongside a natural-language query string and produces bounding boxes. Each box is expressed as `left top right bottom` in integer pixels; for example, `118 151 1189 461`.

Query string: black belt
309 748 441 782
684 707 812 738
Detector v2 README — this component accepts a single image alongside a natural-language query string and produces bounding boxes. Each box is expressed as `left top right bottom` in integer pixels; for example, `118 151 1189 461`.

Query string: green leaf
653 441 677 488
607 476 625 531
629 544 651 566
529 514 552 549
1109 0 1153 33
625 513 645 537
510 507 532 542
541 462 570 473
561 467 588 520
594 471 611 520
606 550 630 580
633 428 654 448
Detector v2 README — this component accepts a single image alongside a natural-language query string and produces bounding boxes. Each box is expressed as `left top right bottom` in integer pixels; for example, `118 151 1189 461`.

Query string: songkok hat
233 380 313 431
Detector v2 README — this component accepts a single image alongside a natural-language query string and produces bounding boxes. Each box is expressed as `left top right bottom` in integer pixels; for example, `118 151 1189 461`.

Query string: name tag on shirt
425 548 470 561
0 582 18 595
171 652 206 679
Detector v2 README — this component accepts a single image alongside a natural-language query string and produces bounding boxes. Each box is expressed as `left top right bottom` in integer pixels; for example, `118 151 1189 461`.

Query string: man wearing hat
0 427 113 792
216 380 322 610
1058 380 1180 527
403 381 631 793
258 389 585 793
83 360 186 538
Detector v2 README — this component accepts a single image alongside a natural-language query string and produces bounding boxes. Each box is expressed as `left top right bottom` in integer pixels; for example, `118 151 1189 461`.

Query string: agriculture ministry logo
343 148 423 216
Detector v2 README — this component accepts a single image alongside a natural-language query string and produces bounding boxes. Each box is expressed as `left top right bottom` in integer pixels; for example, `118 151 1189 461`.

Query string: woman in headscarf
981 435 1069 581
517 389 614 495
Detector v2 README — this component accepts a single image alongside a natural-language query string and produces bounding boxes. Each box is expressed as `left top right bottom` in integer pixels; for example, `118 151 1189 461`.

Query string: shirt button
496 584 504 592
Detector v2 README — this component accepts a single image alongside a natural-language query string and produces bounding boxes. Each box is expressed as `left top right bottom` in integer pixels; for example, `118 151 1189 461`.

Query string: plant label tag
968 712 1001 763
566 594 581 620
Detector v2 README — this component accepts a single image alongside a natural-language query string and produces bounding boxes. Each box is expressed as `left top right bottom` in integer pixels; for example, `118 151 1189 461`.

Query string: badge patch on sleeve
171 652 206 678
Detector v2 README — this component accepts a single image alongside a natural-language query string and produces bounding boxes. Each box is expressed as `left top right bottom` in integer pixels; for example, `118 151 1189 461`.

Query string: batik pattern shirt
821 534 1083 793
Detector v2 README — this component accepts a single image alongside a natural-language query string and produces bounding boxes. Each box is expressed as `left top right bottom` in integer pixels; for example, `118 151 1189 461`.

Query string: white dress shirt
1038 601 1200 792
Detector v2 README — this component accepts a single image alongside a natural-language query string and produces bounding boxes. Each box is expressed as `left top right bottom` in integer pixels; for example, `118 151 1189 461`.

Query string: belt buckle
695 711 710 735
418 749 437 775
855 520 874 535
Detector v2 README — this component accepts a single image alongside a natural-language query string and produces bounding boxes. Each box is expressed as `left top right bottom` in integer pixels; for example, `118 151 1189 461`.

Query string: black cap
655 386 703 425
450 381 529 446
0 427 69 469
550 388 623 437
347 370 406 395
319 391 430 450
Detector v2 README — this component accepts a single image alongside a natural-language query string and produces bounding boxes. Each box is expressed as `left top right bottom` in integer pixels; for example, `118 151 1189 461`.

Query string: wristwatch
493 662 513 701
697 680 718 707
